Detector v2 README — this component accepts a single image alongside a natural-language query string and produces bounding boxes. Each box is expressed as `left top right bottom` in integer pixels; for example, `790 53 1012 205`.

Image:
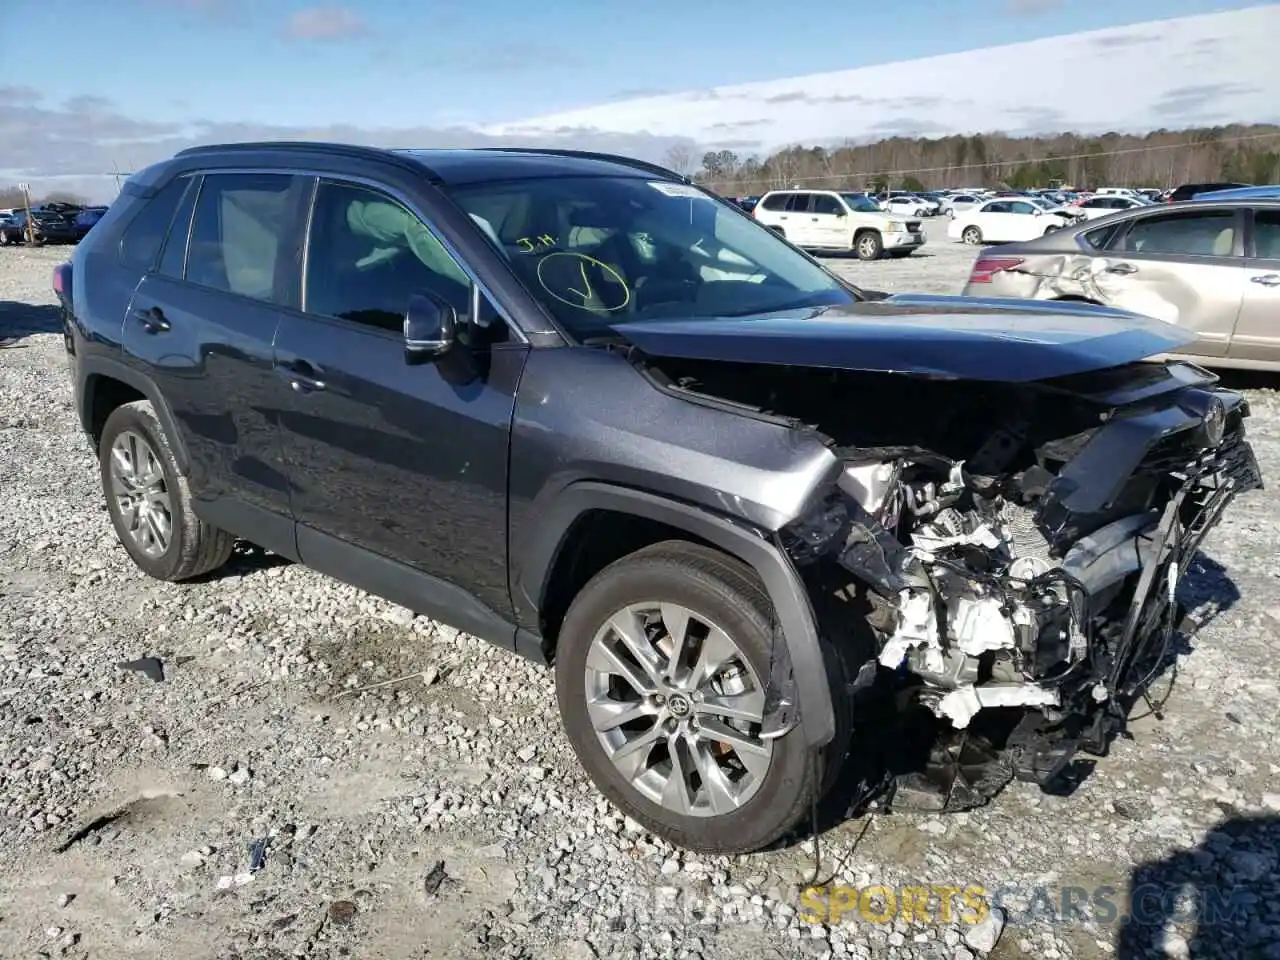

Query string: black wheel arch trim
516 481 836 748
78 354 191 474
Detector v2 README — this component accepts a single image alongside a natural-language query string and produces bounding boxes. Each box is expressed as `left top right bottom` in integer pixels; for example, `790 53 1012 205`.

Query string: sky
0 0 1275 199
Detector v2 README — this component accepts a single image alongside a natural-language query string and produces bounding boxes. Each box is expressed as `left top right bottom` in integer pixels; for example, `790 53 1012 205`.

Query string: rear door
1230 207 1280 366
1090 207 1246 358
975 200 1014 240
779 193 815 246
122 171 308 554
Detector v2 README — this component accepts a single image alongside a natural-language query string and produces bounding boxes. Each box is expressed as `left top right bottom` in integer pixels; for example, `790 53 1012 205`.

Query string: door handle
1251 273 1280 287
1104 263 1138 275
131 306 170 333
278 359 326 393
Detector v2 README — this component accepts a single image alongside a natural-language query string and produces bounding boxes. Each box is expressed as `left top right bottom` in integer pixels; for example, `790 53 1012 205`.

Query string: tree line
0 187 89 209
669 123 1280 195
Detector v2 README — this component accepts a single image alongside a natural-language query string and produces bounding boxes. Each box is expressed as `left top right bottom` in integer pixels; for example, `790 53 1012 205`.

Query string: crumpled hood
610 294 1195 383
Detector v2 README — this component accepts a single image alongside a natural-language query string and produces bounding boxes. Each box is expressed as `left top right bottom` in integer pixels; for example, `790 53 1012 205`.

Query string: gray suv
53 142 1261 853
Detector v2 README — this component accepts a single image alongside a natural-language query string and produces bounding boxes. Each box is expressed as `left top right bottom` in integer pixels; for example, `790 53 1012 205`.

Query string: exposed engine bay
643 353 1263 809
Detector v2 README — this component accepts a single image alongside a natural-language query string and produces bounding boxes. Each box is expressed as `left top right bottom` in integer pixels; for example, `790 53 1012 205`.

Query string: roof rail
172 140 445 180
475 147 688 183
174 140 395 161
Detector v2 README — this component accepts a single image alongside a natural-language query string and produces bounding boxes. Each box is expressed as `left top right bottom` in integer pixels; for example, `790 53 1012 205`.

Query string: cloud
1089 32 1162 49
0 86 43 105
0 93 699 202
1151 83 1263 120
1005 0 1062 13
281 6 370 41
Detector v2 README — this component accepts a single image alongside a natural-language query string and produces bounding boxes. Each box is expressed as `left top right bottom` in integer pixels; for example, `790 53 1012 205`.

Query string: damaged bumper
779 361 1261 785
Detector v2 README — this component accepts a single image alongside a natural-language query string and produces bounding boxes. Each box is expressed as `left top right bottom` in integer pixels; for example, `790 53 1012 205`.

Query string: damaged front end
774 359 1262 803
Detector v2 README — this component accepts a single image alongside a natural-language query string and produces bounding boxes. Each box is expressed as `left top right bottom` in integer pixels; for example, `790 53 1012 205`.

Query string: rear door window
185 173 299 302
785 194 812 213
1251 210 1280 260
157 177 199 279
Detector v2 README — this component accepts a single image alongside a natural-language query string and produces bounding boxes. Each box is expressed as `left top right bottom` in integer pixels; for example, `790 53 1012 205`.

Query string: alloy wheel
108 430 173 559
583 601 774 816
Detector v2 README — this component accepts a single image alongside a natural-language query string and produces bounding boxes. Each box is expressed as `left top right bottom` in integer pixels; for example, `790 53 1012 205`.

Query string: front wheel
855 231 883 261
961 225 983 245
554 541 839 854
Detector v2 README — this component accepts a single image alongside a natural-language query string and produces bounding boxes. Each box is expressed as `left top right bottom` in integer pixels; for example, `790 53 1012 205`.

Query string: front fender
515 481 835 748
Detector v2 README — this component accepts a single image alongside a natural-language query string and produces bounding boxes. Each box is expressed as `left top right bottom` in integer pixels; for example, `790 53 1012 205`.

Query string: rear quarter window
119 176 192 274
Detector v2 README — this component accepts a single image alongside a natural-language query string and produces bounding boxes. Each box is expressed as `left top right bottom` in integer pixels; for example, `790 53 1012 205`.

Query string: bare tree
663 144 695 177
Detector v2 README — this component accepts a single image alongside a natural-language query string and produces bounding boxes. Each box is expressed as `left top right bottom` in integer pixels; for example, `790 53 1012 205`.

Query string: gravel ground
1 218 1278 960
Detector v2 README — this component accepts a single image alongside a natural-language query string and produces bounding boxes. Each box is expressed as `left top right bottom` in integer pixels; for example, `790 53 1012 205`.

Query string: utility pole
19 182 34 245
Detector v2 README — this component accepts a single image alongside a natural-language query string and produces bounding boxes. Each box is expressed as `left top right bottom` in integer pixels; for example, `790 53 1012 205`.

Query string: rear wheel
554 541 849 854
962 225 983 245
855 231 883 261
98 400 234 581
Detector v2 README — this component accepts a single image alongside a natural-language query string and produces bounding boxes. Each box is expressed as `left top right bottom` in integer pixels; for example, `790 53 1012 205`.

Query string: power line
699 130 1280 186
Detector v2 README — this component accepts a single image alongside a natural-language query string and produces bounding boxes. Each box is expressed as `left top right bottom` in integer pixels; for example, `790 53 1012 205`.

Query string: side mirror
832 207 847 217
1032 208 1043 216
404 292 456 365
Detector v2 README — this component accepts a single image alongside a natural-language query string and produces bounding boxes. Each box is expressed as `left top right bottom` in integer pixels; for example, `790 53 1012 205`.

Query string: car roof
1191 184 1280 201
168 141 684 186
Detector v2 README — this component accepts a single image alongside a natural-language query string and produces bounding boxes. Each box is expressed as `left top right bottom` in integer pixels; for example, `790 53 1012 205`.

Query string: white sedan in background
947 197 1075 244
881 195 934 217
940 193 985 217
1074 195 1151 220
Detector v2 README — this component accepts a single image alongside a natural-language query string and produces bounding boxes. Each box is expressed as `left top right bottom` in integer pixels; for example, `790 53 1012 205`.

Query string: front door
273 177 527 623
809 194 849 249
122 171 307 553
1089 208 1246 358
1230 208 1280 366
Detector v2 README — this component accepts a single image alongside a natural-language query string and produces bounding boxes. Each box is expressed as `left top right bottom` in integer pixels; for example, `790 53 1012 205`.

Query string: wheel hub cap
666 693 692 718
108 429 172 560
583 601 775 817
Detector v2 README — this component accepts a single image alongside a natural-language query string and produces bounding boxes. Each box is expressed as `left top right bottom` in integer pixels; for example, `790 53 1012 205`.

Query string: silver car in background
960 198 1280 372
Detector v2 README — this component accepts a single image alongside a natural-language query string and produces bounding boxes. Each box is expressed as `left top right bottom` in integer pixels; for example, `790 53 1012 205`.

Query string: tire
961 226 983 245
554 540 850 854
1043 224 1060 235
98 400 234 581
854 231 883 261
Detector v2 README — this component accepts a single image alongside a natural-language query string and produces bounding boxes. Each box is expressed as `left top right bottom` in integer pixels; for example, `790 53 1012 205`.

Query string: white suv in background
753 189 925 260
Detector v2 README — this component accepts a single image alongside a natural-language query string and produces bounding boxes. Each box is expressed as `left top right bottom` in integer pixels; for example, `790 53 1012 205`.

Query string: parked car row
0 204 108 246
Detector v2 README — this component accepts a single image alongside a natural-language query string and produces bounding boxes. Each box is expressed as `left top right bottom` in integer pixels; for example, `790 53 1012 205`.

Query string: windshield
448 176 859 341
840 193 881 213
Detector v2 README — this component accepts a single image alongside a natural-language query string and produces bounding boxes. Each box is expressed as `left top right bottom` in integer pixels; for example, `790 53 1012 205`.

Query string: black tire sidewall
98 404 190 581
554 553 815 853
